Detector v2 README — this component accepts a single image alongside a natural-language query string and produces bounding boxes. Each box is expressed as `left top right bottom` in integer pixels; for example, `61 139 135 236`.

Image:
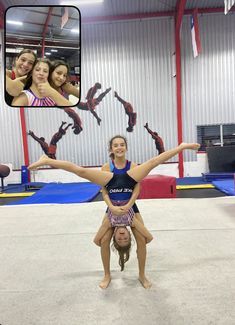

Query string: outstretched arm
62 82 80 98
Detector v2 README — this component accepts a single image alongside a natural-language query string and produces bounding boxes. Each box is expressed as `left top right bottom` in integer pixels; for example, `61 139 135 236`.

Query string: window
197 124 235 151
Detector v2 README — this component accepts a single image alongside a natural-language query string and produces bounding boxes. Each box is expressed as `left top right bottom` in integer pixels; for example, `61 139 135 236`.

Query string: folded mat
212 179 235 196
176 177 211 186
7 182 101 205
202 173 234 181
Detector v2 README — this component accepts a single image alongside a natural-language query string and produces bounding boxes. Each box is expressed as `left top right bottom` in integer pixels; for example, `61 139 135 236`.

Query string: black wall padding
206 146 235 172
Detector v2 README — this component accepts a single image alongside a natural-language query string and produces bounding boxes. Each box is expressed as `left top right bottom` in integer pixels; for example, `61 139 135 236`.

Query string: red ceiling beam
41 7 53 57
42 7 53 39
82 7 235 24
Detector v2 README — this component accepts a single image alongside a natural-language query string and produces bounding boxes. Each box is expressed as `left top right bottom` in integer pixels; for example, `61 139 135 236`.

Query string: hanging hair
108 135 128 160
112 235 131 271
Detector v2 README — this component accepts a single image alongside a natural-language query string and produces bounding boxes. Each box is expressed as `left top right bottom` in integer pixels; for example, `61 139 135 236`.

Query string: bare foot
139 275 152 289
180 142 200 151
28 155 49 170
99 275 111 289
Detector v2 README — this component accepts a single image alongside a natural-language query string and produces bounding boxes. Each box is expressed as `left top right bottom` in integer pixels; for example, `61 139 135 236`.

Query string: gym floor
0 187 226 206
0 196 234 325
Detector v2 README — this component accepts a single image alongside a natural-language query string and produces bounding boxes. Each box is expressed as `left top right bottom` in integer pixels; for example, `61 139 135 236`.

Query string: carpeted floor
0 197 235 325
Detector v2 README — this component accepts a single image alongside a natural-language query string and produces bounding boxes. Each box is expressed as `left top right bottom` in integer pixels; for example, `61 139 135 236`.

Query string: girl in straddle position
94 135 153 289
28 141 200 285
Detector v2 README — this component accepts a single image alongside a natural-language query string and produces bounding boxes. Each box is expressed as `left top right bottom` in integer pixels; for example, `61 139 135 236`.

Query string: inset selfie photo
5 5 81 108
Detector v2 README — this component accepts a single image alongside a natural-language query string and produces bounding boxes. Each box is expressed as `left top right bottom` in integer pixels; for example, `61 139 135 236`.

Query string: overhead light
71 29 79 33
51 49 58 52
60 0 103 5
78 0 103 3
6 20 23 26
6 48 23 53
45 52 51 55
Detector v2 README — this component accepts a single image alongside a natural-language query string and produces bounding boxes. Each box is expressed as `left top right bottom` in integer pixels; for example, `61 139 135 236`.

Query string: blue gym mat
3 182 46 193
212 179 235 196
176 177 210 185
202 173 234 182
7 182 101 205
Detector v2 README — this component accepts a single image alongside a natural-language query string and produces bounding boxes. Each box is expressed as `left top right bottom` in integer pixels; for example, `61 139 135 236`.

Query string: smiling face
114 226 131 247
15 52 36 77
110 137 127 159
51 64 68 89
32 62 50 85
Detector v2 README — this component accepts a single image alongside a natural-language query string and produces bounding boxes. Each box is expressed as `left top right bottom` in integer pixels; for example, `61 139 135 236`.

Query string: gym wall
1 13 235 170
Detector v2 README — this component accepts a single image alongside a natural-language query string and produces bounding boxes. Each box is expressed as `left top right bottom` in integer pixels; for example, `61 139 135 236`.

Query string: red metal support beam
82 7 235 24
175 0 187 178
41 7 53 57
175 0 187 32
20 107 30 169
0 0 6 29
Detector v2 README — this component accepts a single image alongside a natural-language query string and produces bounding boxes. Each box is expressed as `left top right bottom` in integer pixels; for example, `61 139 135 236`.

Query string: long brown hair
112 235 131 271
108 135 128 160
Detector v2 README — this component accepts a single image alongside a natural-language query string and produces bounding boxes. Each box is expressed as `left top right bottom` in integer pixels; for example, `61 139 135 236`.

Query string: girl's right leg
99 226 114 289
28 155 113 187
128 143 200 182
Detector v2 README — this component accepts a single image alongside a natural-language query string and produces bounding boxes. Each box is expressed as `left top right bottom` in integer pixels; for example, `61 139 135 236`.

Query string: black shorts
106 203 139 213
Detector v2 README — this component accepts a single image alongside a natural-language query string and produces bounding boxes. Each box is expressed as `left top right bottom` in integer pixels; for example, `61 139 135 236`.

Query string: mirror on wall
5 5 81 108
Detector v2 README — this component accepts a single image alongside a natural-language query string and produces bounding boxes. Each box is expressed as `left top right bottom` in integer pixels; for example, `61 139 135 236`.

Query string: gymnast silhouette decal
77 82 111 125
28 121 72 160
64 107 83 135
114 91 137 132
144 122 165 154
